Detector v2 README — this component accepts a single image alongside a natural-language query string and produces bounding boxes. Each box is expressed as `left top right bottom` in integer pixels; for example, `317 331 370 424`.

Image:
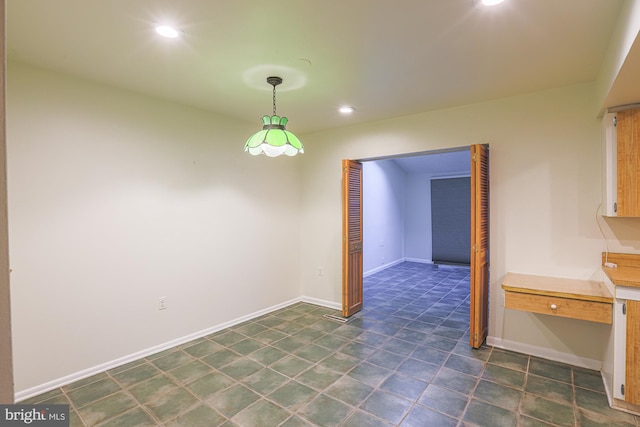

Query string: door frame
0 0 15 403
341 145 489 347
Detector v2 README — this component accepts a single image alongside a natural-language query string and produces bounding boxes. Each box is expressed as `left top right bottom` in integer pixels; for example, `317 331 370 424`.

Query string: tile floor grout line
59 386 87 426
103 365 162 427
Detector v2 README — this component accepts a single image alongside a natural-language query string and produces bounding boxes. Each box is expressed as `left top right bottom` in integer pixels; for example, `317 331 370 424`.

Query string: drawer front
505 291 612 324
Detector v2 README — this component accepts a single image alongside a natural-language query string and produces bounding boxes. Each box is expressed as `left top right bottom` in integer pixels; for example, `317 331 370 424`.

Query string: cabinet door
627 300 640 405
616 109 640 217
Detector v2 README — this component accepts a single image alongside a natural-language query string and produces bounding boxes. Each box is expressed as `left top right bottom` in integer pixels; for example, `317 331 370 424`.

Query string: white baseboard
487 336 602 371
300 296 341 311
363 258 434 277
364 258 406 277
404 258 432 264
15 297 305 402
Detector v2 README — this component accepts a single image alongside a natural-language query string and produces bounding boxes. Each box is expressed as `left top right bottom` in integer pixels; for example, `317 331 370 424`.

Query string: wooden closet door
342 160 363 317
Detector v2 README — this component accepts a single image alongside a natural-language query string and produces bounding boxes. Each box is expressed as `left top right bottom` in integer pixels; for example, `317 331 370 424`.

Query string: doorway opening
342 145 489 348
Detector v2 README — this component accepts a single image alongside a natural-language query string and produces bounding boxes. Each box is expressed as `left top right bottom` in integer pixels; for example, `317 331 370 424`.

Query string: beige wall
7 62 302 393
299 83 640 366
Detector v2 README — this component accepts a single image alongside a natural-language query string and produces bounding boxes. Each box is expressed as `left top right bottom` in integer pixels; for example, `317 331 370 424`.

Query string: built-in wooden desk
502 273 613 324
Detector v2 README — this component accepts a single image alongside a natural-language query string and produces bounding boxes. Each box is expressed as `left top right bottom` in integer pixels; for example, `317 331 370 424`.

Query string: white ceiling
6 0 628 134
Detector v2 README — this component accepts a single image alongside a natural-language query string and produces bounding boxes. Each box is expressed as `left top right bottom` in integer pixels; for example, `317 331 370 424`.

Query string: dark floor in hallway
22 262 640 426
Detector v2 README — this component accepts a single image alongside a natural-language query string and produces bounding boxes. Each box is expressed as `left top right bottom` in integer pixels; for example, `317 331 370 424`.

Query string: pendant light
244 76 304 157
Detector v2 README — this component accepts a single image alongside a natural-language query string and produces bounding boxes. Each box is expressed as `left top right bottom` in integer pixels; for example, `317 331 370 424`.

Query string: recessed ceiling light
481 0 505 5
339 106 356 114
155 25 180 38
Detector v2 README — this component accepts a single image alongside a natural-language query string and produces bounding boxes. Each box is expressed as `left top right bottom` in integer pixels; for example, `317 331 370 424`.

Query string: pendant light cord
272 83 277 116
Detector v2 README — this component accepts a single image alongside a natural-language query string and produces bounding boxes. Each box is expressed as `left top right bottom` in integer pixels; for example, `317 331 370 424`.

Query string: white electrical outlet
318 267 324 276
159 296 167 310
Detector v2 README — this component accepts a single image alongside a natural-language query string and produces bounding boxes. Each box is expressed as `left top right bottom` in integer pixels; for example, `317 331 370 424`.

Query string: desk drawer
504 291 612 324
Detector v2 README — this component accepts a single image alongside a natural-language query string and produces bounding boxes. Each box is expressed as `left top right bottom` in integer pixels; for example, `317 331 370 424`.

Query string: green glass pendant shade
245 76 304 157
244 115 304 157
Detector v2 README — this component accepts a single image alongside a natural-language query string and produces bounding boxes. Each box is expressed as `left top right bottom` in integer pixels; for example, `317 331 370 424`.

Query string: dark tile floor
22 262 640 426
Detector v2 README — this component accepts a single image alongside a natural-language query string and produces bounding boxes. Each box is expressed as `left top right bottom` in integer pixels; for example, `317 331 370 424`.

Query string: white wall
362 160 405 275
404 172 432 263
300 83 625 364
7 63 302 393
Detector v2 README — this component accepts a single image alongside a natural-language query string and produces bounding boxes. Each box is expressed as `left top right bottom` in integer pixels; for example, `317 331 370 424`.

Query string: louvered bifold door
342 160 363 317
470 144 490 348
